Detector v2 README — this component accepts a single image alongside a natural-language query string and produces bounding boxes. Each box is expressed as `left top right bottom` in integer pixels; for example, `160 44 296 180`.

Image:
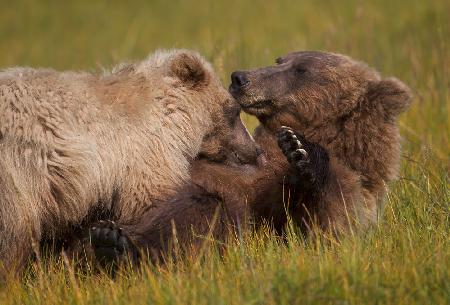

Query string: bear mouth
241 100 273 115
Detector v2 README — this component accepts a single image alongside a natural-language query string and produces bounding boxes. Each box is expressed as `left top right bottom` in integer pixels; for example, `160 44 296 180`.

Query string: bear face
197 101 264 166
147 50 263 166
229 51 411 133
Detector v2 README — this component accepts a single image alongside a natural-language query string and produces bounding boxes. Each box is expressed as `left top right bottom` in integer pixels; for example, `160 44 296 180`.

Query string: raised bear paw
277 126 310 166
277 126 329 193
89 220 139 268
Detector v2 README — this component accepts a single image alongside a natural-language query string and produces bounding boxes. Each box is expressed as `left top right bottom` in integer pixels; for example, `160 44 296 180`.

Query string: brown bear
84 50 411 265
229 50 412 232
0 49 261 278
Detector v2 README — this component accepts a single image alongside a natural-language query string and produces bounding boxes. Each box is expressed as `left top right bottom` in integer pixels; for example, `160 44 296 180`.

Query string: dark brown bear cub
85 51 411 266
85 128 329 267
230 50 412 232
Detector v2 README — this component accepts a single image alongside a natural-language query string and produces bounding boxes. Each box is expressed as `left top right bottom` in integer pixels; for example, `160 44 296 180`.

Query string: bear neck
303 105 401 197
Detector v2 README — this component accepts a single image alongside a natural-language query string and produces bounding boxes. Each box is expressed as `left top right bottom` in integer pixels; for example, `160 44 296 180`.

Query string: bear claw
277 126 310 165
89 220 139 267
276 126 329 193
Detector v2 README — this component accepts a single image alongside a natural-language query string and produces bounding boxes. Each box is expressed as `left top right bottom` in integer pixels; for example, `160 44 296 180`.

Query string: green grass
0 0 449 304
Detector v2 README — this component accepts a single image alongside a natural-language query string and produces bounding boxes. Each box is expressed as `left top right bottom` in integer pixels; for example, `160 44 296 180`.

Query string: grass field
0 0 449 304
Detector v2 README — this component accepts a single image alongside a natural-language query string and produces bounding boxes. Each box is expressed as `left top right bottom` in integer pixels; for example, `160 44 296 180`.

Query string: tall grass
0 0 448 304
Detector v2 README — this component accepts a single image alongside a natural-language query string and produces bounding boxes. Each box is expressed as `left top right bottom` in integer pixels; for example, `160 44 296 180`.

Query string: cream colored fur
0 49 229 275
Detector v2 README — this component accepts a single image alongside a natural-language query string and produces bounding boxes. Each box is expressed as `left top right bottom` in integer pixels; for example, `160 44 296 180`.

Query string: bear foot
277 126 329 193
89 220 139 268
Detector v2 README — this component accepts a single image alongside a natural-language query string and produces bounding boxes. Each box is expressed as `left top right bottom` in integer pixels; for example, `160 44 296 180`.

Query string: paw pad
277 126 309 163
89 220 137 266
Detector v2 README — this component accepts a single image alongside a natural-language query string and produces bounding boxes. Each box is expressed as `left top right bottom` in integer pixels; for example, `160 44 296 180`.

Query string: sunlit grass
0 0 449 304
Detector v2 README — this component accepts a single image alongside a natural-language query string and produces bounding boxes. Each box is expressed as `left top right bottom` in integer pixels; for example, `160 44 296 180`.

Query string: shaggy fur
230 50 412 232
84 128 310 265
84 50 412 266
0 49 260 278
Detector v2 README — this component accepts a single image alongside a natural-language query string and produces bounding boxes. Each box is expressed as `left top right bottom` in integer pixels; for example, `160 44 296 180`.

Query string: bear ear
368 77 412 118
169 53 209 88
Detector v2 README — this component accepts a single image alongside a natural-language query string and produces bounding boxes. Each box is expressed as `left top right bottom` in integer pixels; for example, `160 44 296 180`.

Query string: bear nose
231 71 250 88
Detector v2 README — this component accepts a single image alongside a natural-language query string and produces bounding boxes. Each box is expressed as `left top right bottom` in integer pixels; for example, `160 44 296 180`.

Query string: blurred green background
0 1 449 304
1 0 448 79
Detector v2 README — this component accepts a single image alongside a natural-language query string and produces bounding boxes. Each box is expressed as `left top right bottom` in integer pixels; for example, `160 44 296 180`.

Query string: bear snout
229 71 250 94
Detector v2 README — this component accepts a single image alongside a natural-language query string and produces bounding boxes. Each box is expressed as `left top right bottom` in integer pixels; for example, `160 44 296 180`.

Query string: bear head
229 51 412 133
139 49 264 167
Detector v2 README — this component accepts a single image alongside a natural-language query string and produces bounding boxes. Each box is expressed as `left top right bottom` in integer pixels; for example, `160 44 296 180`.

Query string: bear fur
84 50 412 265
0 49 260 277
229 50 412 232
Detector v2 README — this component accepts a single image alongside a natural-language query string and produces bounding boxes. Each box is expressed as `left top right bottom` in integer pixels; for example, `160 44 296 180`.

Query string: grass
0 0 449 304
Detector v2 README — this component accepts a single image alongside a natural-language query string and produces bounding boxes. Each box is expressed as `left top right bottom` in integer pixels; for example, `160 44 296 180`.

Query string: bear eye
295 67 307 74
